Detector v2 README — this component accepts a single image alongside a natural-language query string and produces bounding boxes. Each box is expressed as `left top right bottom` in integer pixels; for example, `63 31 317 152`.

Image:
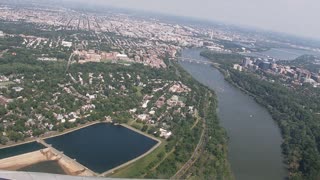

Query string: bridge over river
175 57 219 66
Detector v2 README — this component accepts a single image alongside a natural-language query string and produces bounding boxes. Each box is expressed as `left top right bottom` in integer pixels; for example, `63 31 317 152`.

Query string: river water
179 49 286 180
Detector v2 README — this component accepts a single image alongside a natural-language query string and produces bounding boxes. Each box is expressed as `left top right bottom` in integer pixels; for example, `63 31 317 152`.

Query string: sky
63 0 319 39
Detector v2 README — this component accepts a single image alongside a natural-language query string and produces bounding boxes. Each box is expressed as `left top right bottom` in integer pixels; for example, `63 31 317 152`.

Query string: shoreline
41 121 102 140
0 121 161 150
101 124 162 176
120 124 161 144
0 121 103 149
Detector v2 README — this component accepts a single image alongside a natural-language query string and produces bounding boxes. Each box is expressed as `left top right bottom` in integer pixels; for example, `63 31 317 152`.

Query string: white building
233 64 243 71
12 87 24 92
159 128 172 139
137 114 148 121
61 41 72 47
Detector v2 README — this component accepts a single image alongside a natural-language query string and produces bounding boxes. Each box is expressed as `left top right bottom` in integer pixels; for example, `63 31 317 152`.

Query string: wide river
179 49 286 180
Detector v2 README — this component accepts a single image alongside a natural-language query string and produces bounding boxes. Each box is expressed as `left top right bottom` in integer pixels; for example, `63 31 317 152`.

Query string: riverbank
0 121 103 149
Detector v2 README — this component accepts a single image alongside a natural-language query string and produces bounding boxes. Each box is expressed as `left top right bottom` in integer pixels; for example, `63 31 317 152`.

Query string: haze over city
60 0 320 39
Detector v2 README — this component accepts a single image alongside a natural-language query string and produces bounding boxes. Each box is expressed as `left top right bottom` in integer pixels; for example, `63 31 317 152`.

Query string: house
159 128 172 139
86 93 97 100
0 96 12 107
155 96 166 108
68 119 77 123
12 87 24 92
142 100 150 108
61 41 72 47
137 114 148 121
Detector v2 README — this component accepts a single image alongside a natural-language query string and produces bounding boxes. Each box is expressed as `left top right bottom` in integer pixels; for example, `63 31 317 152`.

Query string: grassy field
0 81 14 87
134 86 143 97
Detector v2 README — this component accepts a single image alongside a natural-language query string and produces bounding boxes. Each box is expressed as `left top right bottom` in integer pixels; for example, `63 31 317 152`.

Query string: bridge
175 57 216 65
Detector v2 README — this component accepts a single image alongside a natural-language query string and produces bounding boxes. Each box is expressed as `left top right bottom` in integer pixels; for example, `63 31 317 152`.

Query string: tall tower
210 30 213 40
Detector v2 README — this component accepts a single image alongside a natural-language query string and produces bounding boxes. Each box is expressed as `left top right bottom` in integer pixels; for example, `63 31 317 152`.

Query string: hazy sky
64 0 319 39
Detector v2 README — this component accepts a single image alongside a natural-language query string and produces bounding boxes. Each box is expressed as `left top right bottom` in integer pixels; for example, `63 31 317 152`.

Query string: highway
176 56 218 66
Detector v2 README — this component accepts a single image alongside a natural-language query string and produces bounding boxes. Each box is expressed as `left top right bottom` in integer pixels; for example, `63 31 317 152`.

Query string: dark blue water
0 142 44 159
45 123 157 173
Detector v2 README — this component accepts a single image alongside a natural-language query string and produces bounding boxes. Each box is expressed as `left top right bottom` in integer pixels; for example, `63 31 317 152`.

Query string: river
179 49 286 180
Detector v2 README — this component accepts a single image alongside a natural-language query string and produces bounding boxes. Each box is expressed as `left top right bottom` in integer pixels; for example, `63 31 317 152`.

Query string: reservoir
179 49 286 180
18 161 66 175
45 123 157 174
0 141 44 159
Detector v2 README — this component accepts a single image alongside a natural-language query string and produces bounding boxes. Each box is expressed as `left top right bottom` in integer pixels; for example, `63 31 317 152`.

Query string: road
66 53 74 73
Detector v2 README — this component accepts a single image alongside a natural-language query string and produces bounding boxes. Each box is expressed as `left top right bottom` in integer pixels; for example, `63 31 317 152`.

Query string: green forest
279 55 320 73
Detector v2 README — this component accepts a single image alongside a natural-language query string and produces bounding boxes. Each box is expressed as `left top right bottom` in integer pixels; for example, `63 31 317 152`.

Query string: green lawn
0 81 15 87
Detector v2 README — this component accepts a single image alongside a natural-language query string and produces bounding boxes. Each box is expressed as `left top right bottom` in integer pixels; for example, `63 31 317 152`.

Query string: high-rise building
259 62 271 70
242 57 252 67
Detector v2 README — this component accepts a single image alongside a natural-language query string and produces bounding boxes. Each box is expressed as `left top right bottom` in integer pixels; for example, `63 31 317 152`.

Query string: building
116 54 129 61
297 69 311 80
242 58 252 68
0 96 12 107
233 64 243 71
0 31 4 38
159 128 172 139
12 87 24 92
259 62 271 70
61 41 72 47
271 63 277 69
311 73 320 82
